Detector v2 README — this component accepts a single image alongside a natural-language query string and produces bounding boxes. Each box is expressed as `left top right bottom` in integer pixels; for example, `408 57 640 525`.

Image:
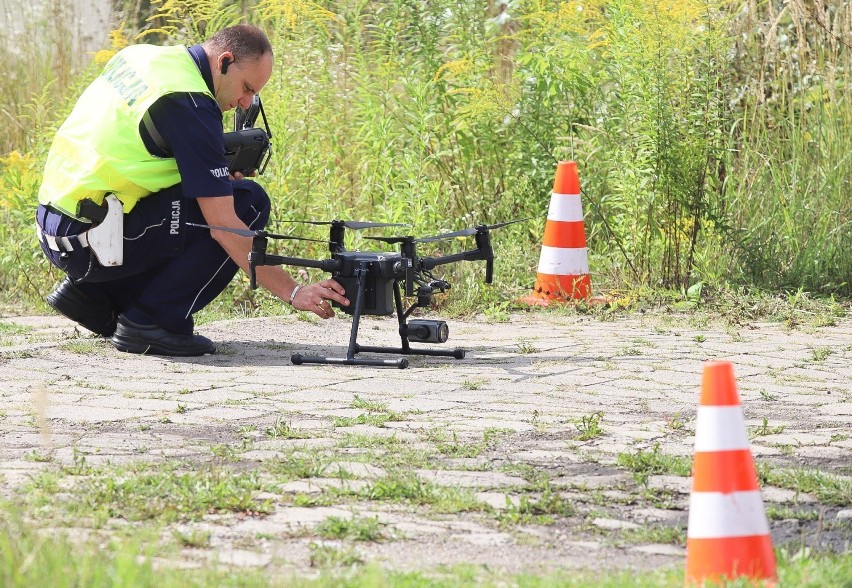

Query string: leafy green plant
265 416 311 439
574 411 605 441
750 417 786 438
436 431 485 458
516 339 538 354
759 390 779 402
811 347 832 362
461 378 485 390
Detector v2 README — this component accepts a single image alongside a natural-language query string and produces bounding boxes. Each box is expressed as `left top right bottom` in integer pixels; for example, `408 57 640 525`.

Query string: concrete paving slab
2 311 851 577
415 469 528 489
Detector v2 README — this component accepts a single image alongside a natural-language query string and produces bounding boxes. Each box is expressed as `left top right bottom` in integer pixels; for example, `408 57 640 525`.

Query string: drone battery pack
223 128 270 176
333 275 394 316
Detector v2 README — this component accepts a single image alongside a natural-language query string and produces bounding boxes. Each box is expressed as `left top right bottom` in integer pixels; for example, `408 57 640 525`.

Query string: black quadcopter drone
190 218 525 368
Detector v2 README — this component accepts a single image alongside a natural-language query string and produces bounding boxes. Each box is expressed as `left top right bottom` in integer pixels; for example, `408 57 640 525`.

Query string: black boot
111 315 216 356
46 278 117 337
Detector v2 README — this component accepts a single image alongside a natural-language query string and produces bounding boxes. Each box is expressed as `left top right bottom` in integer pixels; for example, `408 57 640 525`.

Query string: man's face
214 52 273 112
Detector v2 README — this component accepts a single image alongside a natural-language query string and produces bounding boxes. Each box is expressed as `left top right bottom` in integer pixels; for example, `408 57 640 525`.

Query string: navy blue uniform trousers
36 180 270 335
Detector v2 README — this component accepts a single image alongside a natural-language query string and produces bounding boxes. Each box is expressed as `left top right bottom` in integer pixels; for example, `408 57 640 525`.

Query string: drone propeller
416 218 532 243
364 236 414 244
282 220 407 230
187 223 326 243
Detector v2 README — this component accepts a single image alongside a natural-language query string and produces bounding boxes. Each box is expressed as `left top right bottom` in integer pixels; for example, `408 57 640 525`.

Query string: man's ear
220 53 234 75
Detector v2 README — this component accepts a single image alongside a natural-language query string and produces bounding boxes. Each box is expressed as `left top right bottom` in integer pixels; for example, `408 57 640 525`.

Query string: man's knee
233 180 271 229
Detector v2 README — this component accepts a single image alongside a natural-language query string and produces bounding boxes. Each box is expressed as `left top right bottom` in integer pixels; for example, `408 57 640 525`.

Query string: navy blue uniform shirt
140 44 232 200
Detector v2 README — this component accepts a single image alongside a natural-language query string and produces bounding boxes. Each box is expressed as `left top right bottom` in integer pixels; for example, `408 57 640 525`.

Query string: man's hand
291 278 349 318
197 196 346 318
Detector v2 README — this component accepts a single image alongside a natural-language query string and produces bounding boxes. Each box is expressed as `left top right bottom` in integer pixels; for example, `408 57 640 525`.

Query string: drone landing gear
291 264 465 369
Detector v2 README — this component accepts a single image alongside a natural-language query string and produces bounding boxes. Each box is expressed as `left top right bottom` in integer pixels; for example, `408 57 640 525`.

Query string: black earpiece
220 57 232 75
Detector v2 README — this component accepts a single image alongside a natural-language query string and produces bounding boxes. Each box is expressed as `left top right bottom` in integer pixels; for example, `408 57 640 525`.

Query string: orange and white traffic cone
519 161 592 306
685 361 777 587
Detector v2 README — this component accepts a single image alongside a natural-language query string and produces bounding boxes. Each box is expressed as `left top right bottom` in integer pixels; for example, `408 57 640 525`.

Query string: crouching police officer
36 24 348 356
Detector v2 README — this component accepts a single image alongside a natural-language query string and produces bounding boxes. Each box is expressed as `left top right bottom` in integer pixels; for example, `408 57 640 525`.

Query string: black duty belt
35 224 90 253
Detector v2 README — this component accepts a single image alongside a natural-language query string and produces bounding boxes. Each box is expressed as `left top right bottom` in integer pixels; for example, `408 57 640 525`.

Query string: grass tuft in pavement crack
617 444 692 485
757 464 852 506
315 515 385 542
361 471 485 513
497 483 574 528
21 461 273 524
333 411 404 428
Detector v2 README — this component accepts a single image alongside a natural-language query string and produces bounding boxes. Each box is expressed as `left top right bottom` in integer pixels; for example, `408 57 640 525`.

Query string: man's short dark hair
205 24 273 62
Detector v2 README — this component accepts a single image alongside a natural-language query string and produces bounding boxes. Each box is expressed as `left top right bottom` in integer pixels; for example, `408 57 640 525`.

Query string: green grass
500 463 552 492
349 395 388 413
59 338 108 354
360 471 484 513
266 417 313 439
516 339 538 354
81 465 272 523
616 444 693 485
336 433 409 450
619 524 685 546
811 347 833 362
1 512 850 588
307 542 364 570
764 506 820 522
749 417 786 438
265 453 330 481
332 412 404 428
435 431 487 458
757 465 852 507
22 450 53 463
0 321 32 336
171 528 212 548
461 378 485 390
21 461 272 524
315 516 385 542
496 486 574 528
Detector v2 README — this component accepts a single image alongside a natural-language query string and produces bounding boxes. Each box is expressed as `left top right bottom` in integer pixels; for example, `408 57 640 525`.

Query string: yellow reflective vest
39 44 214 221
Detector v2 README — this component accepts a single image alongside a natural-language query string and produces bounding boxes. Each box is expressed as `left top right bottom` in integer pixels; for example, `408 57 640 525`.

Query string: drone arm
420 228 494 284
254 253 342 273
420 248 487 270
